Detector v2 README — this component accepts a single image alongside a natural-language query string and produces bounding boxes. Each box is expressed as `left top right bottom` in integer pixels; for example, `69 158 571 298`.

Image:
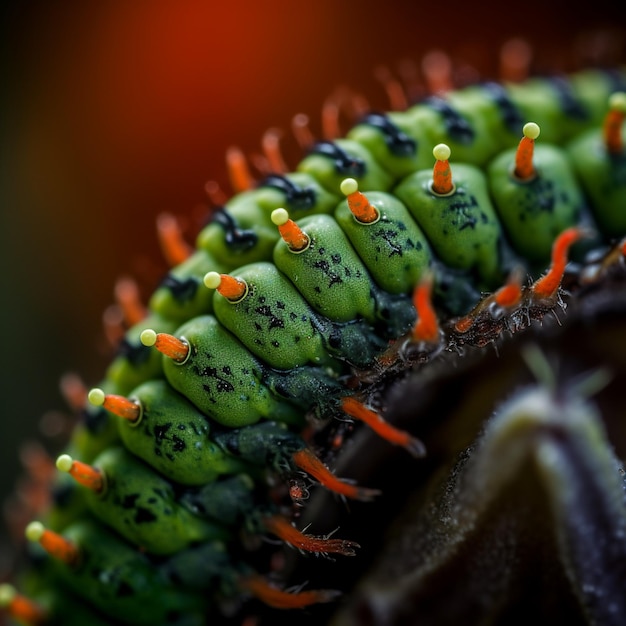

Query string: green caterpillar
2 66 626 626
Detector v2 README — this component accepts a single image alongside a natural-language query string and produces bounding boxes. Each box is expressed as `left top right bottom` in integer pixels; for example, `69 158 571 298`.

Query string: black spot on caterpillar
3 57 626 626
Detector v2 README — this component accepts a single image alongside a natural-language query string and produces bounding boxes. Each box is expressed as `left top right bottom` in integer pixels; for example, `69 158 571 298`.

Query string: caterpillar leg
291 449 380 501
239 575 341 610
340 397 426 458
263 515 359 557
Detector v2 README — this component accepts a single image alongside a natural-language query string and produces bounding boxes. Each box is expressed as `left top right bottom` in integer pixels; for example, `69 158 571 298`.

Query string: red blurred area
0 0 624 575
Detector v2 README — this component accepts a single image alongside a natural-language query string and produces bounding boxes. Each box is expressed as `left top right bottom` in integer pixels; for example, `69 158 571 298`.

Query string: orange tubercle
412 273 440 344
454 315 475 334
262 128 288 174
240 575 340 609
340 178 379 223
603 92 626 155
156 213 193 266
203 272 249 301
431 144 454 195
102 304 126 347
87 388 141 422
226 146 254 192
494 268 524 308
114 277 147 326
292 113 314 151
322 93 341 140
422 50 453 94
59 372 88 411
0 585 46 626
140 329 190 362
204 180 228 207
513 122 540 180
263 515 359 556
291 448 380 501
341 397 425 457
374 64 408 111
271 209 310 252
56 454 105 493
532 227 586 299
499 37 532 83
25 522 80 566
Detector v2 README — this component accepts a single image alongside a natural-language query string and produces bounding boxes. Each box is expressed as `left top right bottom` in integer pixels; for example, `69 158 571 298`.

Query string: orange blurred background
1 0 624 575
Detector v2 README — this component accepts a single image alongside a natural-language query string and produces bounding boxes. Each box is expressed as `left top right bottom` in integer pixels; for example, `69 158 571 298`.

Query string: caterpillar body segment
7 67 626 625
394 160 504 288
63 446 230 556
219 70 620 263
196 172 339 269
335 186 432 295
488 140 586 263
25 520 212 625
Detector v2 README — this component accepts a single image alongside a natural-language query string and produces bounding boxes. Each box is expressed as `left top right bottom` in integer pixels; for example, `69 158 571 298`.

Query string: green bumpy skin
179 474 258 526
40 520 207 625
346 112 432 180
196 203 278 268
211 421 307 475
23 586 127 626
246 172 341 221
487 144 585 263
117 380 249 485
212 261 393 370
297 138 393 193
442 84 522 154
84 446 228 555
161 315 303 427
406 96 500 167
394 163 504 287
212 262 335 369
568 129 626 237
505 78 589 144
334 191 433 294
273 214 379 323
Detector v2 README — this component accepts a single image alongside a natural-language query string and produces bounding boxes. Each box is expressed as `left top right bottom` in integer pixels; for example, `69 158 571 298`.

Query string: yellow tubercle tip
609 92 626 113
340 177 358 196
25 521 45 542
56 454 74 472
88 388 105 406
523 122 540 139
0 584 16 606
433 143 451 161
203 271 222 289
140 328 157 347
270 208 289 226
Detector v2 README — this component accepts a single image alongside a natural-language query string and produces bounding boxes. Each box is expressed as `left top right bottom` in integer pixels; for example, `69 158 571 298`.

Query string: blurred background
1 0 624 579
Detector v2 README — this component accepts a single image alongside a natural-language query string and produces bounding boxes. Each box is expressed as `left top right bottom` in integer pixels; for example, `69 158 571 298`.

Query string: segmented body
5 67 626 625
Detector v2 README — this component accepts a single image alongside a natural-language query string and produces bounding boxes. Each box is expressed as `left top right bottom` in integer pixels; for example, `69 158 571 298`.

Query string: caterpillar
2 57 626 626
